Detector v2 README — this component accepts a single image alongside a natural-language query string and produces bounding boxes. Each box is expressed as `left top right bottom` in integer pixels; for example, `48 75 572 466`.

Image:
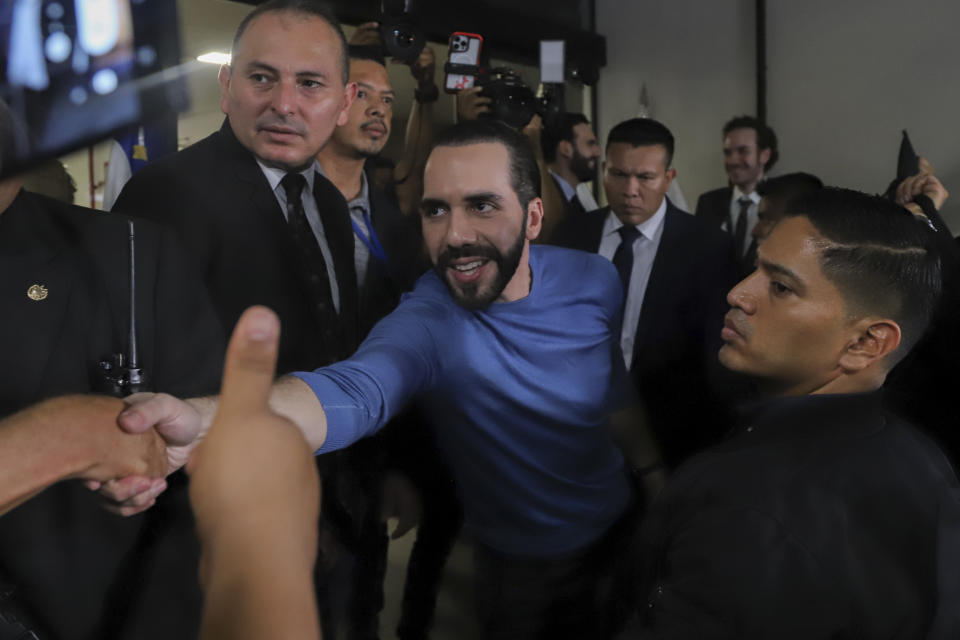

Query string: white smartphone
445 31 483 93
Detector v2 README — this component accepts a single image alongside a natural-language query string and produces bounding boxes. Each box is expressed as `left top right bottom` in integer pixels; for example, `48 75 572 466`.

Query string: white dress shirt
257 159 341 312
599 197 668 369
550 170 601 212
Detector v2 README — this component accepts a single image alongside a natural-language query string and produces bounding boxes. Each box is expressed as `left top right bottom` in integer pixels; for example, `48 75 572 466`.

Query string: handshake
0 307 322 638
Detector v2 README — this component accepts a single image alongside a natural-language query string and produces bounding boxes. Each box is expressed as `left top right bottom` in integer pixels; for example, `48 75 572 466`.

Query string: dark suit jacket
637 392 960 638
551 200 743 467
551 174 586 216
0 190 223 640
694 185 733 229
113 119 360 373
697 186 759 277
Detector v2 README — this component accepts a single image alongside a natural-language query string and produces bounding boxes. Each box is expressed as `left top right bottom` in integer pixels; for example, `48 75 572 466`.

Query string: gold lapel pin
27 284 48 301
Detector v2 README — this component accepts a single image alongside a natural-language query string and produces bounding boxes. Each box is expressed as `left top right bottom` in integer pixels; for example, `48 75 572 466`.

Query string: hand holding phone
444 32 483 93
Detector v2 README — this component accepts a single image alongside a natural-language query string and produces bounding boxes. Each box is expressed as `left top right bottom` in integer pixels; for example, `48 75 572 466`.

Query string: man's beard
434 218 527 311
570 149 596 183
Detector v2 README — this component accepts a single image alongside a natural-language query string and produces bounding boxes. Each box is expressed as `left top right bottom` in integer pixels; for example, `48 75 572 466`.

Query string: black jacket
551 201 744 466
694 186 733 230
0 190 224 640
113 119 360 373
638 392 960 639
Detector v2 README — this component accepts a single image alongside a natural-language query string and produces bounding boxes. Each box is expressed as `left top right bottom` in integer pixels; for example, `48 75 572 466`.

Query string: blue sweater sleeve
291 295 443 454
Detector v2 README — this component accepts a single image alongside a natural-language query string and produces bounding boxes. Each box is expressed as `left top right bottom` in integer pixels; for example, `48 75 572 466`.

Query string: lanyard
350 209 389 266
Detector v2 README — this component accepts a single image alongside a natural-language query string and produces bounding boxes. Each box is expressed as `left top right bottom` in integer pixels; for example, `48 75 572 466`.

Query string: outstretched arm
0 395 165 516
99 374 327 515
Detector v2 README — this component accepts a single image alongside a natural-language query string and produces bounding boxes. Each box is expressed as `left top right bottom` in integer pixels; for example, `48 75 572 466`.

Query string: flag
101 113 177 210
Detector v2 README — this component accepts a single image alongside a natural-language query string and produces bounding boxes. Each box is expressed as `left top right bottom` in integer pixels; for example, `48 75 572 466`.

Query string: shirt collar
548 170 577 202
732 185 761 205
603 195 668 241
732 391 885 442
349 171 371 213
256 158 318 194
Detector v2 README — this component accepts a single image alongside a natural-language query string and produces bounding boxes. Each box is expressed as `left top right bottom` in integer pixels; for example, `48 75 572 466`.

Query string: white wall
597 0 960 227
597 0 755 211
767 0 960 227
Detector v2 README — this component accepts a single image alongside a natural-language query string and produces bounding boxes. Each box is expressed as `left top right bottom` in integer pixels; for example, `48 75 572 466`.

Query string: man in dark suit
695 116 778 272
0 160 224 638
111 3 365 637
113 0 359 373
634 188 960 638
552 118 741 468
541 112 601 218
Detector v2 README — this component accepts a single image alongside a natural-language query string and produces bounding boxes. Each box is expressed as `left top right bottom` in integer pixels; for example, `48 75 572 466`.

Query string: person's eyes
770 280 792 296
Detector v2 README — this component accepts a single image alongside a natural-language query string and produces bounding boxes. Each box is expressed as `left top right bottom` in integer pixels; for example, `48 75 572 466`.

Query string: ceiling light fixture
197 52 231 65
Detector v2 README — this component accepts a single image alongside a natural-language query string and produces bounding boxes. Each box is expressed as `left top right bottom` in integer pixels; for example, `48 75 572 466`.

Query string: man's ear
838 319 902 373
664 167 677 189
558 140 573 160
525 197 544 241
336 81 359 127
218 65 232 115
759 147 772 169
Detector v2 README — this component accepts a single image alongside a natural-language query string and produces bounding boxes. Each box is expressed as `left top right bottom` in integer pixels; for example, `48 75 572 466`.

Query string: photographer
350 22 439 218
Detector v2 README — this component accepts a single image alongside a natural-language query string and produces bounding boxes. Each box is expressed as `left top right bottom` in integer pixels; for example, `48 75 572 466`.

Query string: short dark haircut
231 0 349 84
605 118 675 168
541 112 590 163
723 115 779 172
783 187 941 361
348 45 387 68
757 172 823 216
430 120 541 208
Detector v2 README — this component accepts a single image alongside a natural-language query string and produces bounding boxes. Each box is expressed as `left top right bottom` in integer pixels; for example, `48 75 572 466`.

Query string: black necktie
612 224 642 297
570 193 586 214
734 197 751 257
281 173 336 323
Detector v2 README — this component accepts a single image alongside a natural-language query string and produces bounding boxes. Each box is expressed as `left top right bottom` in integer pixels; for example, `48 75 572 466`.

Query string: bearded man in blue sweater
107 120 662 639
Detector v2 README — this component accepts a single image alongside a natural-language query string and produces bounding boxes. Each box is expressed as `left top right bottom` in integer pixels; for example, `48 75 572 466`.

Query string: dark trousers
473 492 642 640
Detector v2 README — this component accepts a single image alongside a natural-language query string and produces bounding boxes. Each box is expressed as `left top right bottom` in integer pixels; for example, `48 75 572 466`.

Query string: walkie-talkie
97 219 147 397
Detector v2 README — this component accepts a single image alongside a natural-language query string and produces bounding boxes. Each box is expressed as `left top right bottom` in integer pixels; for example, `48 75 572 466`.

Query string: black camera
476 69 564 130
378 0 425 64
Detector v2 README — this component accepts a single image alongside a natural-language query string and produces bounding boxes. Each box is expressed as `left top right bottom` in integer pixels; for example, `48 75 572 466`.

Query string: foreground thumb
218 306 280 416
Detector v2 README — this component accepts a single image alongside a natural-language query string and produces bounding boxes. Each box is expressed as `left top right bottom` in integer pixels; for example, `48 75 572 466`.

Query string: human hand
35 395 167 483
406 45 436 88
522 113 543 144
88 391 207 514
0 395 167 517
349 21 382 47
188 306 320 585
896 172 949 213
456 86 491 121
379 470 421 540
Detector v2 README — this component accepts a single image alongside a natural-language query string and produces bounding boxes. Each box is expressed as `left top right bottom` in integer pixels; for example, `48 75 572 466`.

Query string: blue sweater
294 245 632 556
